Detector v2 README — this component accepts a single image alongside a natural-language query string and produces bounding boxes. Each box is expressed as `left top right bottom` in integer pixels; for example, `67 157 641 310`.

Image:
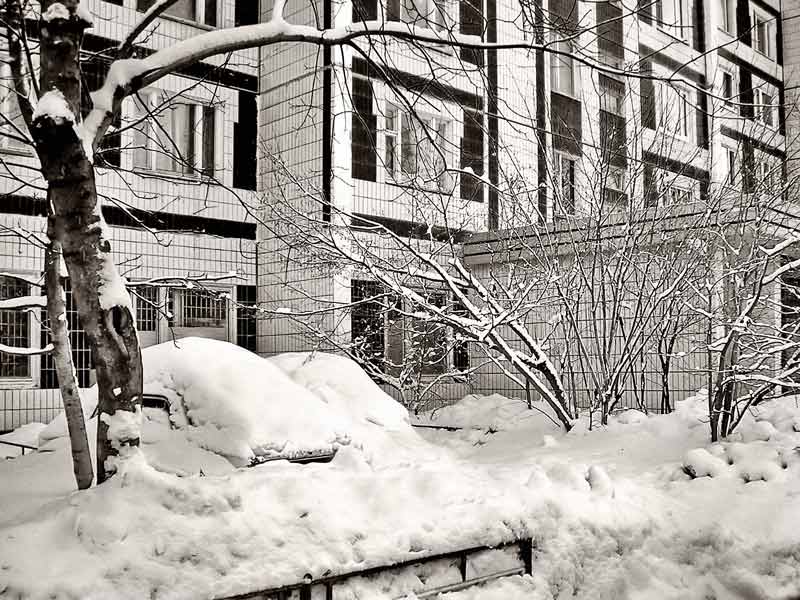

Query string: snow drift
39 338 415 468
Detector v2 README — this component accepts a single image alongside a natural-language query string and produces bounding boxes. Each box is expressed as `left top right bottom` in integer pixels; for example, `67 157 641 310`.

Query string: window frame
384 100 455 194
718 0 735 34
131 89 217 179
137 0 217 27
0 274 35 383
657 80 693 142
753 83 777 128
751 8 775 60
395 0 451 30
656 0 689 41
719 67 737 109
553 151 577 217
550 37 580 98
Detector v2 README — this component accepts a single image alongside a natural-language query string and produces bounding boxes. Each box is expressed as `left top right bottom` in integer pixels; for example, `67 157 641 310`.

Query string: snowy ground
1 341 799 599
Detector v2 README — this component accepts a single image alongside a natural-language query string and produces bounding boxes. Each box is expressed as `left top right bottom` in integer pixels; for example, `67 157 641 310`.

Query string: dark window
135 286 158 332
204 0 217 26
351 280 385 371
236 285 257 353
352 0 378 21
722 72 733 104
597 1 624 68
0 276 30 378
387 0 401 20
103 0 123 5
640 62 657 130
351 76 377 181
460 109 484 201
40 280 93 389
233 91 257 190
235 0 258 25
408 293 448 376
459 0 483 65
202 105 215 177
452 301 470 371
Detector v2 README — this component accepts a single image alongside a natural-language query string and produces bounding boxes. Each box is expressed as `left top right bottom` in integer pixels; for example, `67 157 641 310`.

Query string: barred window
236 285 257 352
40 280 93 388
136 286 158 332
181 290 226 328
0 276 30 378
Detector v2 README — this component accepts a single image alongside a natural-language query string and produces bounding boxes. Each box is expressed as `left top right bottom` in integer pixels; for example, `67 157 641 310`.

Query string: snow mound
269 352 410 431
417 393 561 433
39 339 418 467
0 422 45 458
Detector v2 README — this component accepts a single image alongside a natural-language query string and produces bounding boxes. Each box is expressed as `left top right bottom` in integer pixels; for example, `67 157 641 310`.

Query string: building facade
0 0 260 430
256 0 792 410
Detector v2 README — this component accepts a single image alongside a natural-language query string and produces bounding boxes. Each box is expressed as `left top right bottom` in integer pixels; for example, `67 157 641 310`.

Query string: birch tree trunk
34 0 142 483
45 239 93 489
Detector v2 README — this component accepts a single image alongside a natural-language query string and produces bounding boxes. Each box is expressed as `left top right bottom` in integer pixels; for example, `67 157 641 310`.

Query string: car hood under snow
39 337 416 473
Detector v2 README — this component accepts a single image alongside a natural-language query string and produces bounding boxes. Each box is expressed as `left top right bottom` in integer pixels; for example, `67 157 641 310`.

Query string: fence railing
215 537 534 600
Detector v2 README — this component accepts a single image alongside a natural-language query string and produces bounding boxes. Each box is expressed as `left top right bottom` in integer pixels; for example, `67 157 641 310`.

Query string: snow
2 365 800 599
0 295 46 309
0 422 44 457
32 90 74 124
75 1 93 24
41 2 69 21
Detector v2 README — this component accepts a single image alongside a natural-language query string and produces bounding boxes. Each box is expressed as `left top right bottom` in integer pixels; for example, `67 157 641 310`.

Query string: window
0 276 30 378
550 39 578 96
236 285 257 353
753 85 775 127
233 91 257 190
719 0 735 33
178 290 227 328
137 0 216 26
752 11 775 59
385 102 453 192
601 167 627 209
407 292 448 376
40 280 93 388
665 184 692 203
553 152 576 216
460 109 484 202
351 280 459 378
656 0 688 39
398 0 449 29
352 76 377 182
755 157 776 192
721 70 735 107
658 82 691 140
135 286 158 332
132 91 216 177
235 0 258 26
600 75 625 115
725 147 737 186
0 65 29 151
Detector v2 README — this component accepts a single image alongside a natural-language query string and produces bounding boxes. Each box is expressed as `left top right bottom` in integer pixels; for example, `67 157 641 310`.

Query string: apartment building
0 0 260 430
257 0 789 408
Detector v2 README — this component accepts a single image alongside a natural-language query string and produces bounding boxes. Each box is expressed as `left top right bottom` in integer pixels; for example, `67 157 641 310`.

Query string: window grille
236 285 257 352
40 280 93 388
136 286 158 332
181 289 226 328
0 276 30 378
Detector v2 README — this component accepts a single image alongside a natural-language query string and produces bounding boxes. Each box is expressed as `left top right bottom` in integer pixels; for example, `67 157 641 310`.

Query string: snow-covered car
36 337 415 475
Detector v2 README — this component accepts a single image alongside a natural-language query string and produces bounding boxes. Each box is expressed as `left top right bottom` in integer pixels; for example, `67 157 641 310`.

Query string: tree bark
35 0 142 483
45 240 93 489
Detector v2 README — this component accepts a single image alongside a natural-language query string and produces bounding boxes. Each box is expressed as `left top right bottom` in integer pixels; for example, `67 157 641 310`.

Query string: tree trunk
35 0 143 483
45 240 93 489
